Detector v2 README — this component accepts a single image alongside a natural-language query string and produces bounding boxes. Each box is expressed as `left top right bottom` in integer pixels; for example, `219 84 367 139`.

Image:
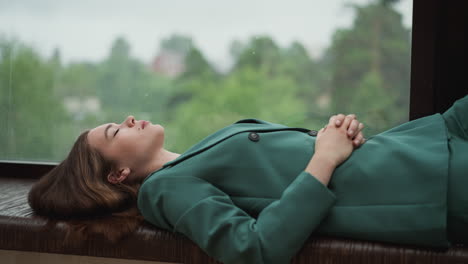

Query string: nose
123 115 135 127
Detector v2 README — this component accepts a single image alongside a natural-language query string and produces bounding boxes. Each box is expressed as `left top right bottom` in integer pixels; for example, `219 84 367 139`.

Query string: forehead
88 123 111 148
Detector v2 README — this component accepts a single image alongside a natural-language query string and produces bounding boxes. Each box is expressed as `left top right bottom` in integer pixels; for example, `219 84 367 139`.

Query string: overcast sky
0 0 412 69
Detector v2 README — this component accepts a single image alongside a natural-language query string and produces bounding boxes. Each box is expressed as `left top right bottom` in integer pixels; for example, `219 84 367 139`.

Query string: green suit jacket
137 114 450 264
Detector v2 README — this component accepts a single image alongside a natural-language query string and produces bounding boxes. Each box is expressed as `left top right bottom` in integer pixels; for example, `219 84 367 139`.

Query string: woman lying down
28 95 468 264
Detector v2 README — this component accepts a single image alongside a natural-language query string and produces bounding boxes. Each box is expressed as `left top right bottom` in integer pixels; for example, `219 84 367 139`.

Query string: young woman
28 95 468 264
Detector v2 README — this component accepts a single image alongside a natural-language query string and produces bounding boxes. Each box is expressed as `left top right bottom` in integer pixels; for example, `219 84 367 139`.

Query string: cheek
109 137 138 161
114 127 163 161
132 130 159 153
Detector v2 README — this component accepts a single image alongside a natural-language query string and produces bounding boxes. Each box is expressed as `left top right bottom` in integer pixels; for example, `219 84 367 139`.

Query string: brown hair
28 130 145 244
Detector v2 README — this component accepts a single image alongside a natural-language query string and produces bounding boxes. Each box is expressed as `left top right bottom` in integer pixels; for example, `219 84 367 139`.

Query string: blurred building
63 96 101 120
150 51 186 78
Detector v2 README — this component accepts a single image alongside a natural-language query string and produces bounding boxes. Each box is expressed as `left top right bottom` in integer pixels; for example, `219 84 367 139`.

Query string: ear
107 167 131 184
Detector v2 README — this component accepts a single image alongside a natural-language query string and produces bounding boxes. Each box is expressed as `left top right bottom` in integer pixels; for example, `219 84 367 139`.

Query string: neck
155 149 180 169
136 149 180 183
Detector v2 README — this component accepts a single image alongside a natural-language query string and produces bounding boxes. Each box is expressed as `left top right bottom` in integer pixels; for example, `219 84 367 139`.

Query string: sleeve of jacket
137 171 336 264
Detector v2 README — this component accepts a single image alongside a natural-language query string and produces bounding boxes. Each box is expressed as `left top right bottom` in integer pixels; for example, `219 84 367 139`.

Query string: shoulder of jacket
234 118 284 126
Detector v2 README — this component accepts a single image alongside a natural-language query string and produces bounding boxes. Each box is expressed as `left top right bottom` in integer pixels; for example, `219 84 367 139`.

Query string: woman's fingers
328 115 337 126
333 114 346 126
353 132 365 147
347 119 364 137
358 122 364 133
332 113 357 127
325 113 365 148
353 122 365 138
329 114 365 138
342 114 356 130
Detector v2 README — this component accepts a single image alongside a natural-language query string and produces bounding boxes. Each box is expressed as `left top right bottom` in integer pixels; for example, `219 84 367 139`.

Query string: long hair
28 130 145 244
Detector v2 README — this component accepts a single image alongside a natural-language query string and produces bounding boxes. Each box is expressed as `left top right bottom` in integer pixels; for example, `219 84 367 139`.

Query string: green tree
163 35 219 122
180 47 218 80
280 42 330 117
96 36 173 123
160 34 194 55
0 37 69 161
165 67 308 152
57 62 99 98
231 36 283 76
228 36 329 128
325 0 411 134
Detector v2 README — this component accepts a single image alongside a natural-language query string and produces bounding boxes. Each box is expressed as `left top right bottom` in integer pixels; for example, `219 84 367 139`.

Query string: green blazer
137 114 450 264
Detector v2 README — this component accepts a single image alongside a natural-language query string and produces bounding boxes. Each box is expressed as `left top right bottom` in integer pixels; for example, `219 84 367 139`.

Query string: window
0 0 413 162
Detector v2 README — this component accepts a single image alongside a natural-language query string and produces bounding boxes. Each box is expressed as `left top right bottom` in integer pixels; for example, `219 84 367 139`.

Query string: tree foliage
326 1 411 132
0 38 68 160
0 0 412 161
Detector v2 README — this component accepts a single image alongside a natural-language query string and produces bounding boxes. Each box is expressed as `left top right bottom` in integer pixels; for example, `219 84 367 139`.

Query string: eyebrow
104 124 112 140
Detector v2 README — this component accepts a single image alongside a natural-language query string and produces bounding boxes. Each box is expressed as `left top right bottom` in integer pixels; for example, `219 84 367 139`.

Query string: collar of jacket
142 118 312 183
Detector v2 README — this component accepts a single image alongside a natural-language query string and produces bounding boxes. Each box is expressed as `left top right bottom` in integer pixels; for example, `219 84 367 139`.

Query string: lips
142 121 147 129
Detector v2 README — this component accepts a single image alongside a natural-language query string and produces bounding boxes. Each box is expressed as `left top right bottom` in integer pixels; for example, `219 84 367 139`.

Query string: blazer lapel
161 119 309 169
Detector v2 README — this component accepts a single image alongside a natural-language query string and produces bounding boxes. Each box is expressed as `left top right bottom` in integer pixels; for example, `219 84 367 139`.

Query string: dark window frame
1 0 467 178
409 0 468 119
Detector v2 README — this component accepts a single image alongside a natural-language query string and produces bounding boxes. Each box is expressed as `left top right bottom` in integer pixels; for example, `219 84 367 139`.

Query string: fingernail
348 130 354 135
355 139 360 144
336 120 341 125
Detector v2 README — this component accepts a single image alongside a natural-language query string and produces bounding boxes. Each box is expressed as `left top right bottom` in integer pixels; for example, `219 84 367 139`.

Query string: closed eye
114 128 119 137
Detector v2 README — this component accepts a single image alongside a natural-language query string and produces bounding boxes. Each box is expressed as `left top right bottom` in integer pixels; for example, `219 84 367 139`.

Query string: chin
147 123 163 131
150 124 165 143
152 124 164 135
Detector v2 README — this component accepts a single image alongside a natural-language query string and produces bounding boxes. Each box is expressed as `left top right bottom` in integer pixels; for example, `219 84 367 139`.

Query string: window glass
0 0 413 161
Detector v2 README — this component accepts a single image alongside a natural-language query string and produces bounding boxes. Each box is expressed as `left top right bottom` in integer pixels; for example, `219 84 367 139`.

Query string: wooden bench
1 175 467 264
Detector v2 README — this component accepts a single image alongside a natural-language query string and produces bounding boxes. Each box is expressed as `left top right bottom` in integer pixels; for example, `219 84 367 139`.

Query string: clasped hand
315 114 366 167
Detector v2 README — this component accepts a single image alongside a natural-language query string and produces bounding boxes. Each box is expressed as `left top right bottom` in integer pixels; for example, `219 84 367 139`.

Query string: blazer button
308 130 318 137
248 132 260 142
